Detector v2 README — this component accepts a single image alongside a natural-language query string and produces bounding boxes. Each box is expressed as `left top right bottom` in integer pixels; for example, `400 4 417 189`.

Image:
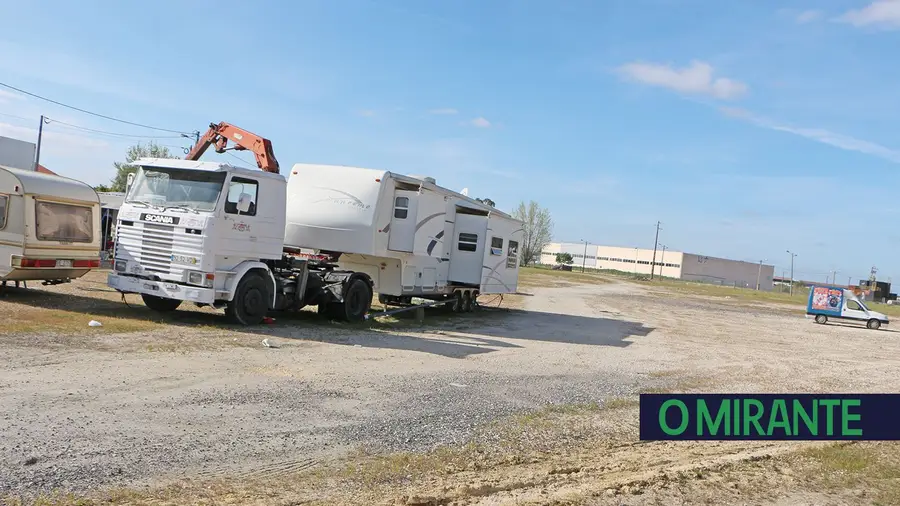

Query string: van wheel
814 314 827 324
226 273 269 325
337 278 371 322
141 294 182 312
462 291 473 312
867 319 881 330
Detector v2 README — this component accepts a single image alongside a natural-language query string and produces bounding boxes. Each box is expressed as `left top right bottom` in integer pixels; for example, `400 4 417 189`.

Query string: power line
44 117 186 139
0 81 193 136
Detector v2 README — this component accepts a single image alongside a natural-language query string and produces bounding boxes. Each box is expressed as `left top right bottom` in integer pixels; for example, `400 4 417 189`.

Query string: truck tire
225 273 269 325
867 319 881 330
450 290 463 313
141 294 182 312
814 314 827 324
336 278 371 322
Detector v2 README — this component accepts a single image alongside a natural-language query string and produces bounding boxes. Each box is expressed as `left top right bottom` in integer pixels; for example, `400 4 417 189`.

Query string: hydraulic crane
185 122 280 174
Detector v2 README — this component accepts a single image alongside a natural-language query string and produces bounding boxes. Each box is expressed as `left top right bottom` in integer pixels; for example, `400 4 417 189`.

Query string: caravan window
35 201 93 243
490 236 503 255
394 196 409 219
458 232 478 252
225 177 258 216
0 195 7 230
506 240 519 268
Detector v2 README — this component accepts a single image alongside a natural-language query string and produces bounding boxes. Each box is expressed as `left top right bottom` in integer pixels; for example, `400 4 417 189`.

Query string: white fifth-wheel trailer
106 121 524 325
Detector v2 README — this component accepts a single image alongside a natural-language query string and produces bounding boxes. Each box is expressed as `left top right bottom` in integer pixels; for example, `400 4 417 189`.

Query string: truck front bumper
108 273 216 304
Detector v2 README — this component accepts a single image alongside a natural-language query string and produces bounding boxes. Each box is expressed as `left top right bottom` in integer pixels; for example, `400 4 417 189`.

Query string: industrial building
539 242 776 291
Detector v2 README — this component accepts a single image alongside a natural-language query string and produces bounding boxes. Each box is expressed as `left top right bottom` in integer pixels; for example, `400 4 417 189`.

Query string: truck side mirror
126 172 135 191
237 193 252 213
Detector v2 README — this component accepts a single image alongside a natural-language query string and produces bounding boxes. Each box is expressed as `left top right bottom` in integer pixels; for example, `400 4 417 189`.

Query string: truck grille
115 221 204 277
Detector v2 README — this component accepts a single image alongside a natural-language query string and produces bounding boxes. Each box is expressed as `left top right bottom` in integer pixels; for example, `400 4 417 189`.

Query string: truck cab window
847 300 863 311
225 177 258 216
394 196 409 219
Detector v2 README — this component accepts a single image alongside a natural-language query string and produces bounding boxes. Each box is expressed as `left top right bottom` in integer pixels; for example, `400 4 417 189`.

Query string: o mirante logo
639 394 900 441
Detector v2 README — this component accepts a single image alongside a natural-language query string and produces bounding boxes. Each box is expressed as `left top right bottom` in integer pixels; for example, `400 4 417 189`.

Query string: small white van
0 165 101 286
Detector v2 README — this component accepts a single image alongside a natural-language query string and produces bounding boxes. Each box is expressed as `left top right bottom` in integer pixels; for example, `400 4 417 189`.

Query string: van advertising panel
810 286 843 315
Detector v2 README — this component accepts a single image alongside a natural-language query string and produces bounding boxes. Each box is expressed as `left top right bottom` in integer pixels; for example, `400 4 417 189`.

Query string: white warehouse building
539 243 776 291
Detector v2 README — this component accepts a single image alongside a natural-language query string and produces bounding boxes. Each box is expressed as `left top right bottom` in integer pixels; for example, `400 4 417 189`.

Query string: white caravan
107 158 524 325
0 165 101 285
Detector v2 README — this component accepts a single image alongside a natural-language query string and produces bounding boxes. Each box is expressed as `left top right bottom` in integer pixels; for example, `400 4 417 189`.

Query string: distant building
539 242 776 291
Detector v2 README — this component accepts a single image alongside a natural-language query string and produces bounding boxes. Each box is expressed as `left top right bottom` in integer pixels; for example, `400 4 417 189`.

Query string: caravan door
448 212 488 285
388 190 419 253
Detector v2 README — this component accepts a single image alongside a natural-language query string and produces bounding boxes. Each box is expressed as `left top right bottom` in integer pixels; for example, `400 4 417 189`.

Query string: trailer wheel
867 319 881 330
450 290 463 312
336 278 371 322
814 314 827 324
462 291 473 312
141 294 182 313
225 273 269 325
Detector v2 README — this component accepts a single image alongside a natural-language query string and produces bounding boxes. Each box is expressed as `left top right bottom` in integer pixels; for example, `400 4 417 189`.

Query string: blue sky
1 0 900 284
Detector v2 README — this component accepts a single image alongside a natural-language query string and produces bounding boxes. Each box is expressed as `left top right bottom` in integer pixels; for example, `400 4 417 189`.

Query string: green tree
93 183 113 193
110 141 179 192
512 200 553 267
556 252 573 265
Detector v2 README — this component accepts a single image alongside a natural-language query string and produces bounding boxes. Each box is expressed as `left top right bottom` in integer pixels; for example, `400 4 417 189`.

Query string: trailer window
35 201 93 243
458 232 478 252
225 177 258 216
393 196 409 219
490 236 503 255
506 240 519 268
0 195 7 230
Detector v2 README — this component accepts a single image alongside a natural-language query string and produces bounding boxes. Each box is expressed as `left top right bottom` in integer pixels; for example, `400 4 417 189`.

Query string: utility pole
33 115 48 171
756 259 766 290
831 270 838 286
650 221 661 280
658 244 667 278
786 250 797 296
580 239 588 273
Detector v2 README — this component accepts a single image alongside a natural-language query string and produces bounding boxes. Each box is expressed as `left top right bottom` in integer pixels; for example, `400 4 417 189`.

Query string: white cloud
469 117 491 128
0 89 24 103
428 108 458 115
616 60 748 100
837 0 900 29
796 9 822 23
720 106 900 163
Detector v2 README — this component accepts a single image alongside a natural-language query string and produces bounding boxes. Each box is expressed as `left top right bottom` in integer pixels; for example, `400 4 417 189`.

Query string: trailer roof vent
409 174 436 185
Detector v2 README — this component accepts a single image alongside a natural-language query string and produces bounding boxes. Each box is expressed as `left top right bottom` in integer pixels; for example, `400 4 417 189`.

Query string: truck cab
107 158 286 322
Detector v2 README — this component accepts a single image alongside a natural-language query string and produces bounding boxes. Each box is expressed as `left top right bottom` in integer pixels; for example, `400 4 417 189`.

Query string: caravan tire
451 291 464 313
867 319 881 330
225 273 269 326
814 314 827 324
462 291 473 312
337 278 372 322
141 294 182 313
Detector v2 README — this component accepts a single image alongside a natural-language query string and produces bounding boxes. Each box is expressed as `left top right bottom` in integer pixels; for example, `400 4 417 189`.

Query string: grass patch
790 442 900 505
518 267 613 288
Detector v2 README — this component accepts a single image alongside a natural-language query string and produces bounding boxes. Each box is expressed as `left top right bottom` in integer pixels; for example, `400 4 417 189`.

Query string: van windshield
858 299 871 312
126 167 227 212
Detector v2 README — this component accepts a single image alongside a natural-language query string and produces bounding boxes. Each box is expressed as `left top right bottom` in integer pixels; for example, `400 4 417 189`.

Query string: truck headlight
115 260 127 272
188 271 214 287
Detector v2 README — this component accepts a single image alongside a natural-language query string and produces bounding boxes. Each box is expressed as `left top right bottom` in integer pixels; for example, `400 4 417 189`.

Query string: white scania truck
107 122 524 325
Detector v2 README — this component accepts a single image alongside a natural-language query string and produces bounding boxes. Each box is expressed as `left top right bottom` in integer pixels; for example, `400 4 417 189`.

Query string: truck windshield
126 167 227 212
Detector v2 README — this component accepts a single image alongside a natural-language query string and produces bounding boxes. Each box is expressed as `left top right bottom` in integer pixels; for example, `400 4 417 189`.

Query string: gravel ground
2 273 899 502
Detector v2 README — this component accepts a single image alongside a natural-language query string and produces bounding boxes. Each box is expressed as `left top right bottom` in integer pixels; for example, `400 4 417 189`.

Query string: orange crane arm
185 122 280 174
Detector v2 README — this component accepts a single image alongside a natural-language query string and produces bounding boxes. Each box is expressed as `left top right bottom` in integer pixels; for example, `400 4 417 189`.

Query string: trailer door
388 190 419 253
448 213 488 285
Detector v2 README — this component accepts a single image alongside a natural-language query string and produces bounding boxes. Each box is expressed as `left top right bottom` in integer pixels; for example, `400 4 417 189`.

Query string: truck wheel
141 294 182 312
814 314 827 324
462 291 473 312
225 273 269 325
867 319 881 330
337 278 371 322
